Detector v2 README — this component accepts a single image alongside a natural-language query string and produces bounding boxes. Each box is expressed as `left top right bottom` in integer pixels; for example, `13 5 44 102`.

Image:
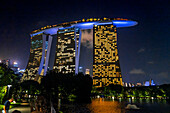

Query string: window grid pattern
93 24 122 87
55 28 79 74
22 34 43 80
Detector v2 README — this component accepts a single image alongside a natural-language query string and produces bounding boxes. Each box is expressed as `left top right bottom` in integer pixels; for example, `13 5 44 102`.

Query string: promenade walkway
1 102 46 113
6 103 31 113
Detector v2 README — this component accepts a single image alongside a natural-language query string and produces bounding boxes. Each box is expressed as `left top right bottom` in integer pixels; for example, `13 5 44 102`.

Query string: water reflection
59 98 170 113
60 98 125 113
87 98 125 113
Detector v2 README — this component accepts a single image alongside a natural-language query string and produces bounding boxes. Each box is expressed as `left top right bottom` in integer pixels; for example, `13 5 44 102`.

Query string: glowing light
112 20 138 27
73 22 97 29
19 69 25 72
96 22 112 25
7 85 12 88
0 60 1 63
13 101 16 104
132 97 135 99
80 22 95 26
13 62 18 65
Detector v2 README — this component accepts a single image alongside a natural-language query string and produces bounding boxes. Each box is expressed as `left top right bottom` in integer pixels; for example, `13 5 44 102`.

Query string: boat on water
125 104 140 110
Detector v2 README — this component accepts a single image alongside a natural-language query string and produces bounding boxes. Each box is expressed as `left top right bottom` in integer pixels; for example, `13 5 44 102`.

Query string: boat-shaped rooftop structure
30 18 138 36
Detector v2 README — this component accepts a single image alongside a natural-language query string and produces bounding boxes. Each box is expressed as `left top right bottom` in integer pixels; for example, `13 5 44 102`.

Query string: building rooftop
30 18 138 36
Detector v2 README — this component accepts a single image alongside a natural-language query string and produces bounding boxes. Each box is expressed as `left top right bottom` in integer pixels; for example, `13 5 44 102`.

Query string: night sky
0 0 169 85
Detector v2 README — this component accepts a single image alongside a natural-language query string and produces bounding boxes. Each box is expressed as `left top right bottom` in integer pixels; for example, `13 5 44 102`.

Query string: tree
0 86 7 104
20 80 40 95
0 63 19 103
40 71 93 103
108 84 123 95
0 63 17 86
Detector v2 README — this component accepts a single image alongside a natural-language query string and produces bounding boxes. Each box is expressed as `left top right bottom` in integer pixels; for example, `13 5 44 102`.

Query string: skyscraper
54 27 80 74
93 24 122 87
25 34 43 80
22 18 137 87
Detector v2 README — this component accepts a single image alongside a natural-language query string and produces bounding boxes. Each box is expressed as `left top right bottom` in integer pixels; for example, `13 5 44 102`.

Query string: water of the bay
59 98 170 113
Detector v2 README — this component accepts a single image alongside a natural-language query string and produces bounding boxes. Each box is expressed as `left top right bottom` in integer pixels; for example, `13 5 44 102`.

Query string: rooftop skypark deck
30 18 138 36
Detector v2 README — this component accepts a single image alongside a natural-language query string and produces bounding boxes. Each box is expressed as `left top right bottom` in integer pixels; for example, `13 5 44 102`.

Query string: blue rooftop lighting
112 20 138 27
73 20 137 29
44 27 59 35
73 22 97 29
80 22 96 26
96 21 113 26
30 18 138 36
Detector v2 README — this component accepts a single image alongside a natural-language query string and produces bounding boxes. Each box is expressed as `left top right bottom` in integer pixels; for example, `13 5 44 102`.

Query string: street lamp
7 85 12 98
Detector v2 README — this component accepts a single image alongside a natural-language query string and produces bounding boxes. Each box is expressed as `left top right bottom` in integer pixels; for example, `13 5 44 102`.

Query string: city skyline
0 0 169 85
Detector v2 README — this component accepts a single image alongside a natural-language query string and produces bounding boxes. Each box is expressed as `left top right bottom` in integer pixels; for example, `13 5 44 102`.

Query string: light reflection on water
87 98 125 113
59 98 170 113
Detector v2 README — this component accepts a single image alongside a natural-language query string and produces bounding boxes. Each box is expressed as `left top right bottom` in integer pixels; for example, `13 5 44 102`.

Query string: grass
11 102 21 105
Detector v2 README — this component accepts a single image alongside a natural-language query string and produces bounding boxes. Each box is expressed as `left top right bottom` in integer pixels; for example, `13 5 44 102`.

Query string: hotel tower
21 18 137 87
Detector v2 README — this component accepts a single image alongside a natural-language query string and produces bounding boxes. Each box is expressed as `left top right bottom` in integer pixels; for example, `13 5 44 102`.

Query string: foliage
0 104 4 110
0 63 20 104
0 63 18 86
20 80 40 95
0 102 20 110
159 84 170 97
92 84 124 97
0 86 7 104
41 71 93 102
91 84 169 98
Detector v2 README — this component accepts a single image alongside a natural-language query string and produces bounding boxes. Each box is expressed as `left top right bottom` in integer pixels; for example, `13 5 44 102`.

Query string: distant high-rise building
13 62 18 67
0 59 11 68
85 69 90 75
11 61 19 73
6 59 10 68
79 67 83 73
136 83 142 86
21 18 137 87
145 79 155 86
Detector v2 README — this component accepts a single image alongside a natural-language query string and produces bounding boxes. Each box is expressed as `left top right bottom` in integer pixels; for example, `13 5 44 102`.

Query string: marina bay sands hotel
22 18 137 87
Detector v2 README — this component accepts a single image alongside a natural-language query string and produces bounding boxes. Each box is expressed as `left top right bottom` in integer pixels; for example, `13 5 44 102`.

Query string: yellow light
90 18 93 21
104 17 107 20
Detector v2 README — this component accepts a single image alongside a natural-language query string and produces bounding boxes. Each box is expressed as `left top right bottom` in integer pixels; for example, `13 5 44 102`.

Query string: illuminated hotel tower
54 27 80 73
93 24 122 87
22 34 57 81
21 18 137 87
24 34 44 80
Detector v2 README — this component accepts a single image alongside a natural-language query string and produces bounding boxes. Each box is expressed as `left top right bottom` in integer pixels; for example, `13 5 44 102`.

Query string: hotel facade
22 18 137 87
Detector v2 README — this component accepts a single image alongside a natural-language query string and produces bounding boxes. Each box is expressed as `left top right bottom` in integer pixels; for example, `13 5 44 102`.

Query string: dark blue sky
0 0 169 84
